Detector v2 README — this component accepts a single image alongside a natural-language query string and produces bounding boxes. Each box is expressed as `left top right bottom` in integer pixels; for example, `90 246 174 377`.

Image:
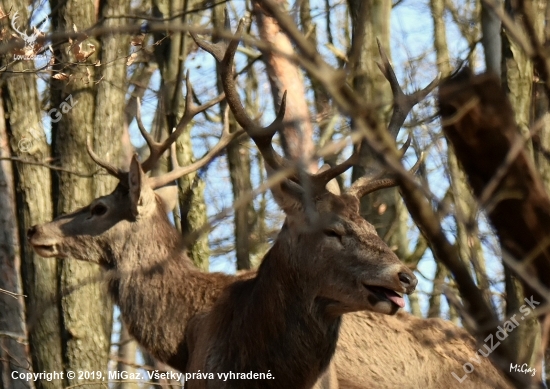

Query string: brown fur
27 160 511 389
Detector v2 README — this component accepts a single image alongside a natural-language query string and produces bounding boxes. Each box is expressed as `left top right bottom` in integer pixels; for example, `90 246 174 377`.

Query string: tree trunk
500 0 542 373
430 0 489 320
347 0 409 267
212 4 255 270
92 0 133 382
49 1 111 386
481 0 502 75
0 91 33 389
253 0 316 170
0 5 59 389
152 0 209 269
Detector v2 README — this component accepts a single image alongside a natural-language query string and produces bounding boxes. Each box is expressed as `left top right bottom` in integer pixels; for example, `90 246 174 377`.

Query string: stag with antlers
26 18 513 389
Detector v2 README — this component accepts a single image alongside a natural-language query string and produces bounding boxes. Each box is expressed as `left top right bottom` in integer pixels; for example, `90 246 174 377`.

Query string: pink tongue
384 291 405 308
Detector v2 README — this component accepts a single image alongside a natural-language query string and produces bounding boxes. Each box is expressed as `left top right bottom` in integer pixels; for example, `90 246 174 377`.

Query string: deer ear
154 185 179 214
128 155 152 217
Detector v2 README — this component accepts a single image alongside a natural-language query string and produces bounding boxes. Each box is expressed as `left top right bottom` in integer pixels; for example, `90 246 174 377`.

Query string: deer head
27 76 238 269
192 21 418 317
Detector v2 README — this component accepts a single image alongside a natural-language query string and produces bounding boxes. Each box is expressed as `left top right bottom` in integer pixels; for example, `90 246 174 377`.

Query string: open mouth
364 285 405 308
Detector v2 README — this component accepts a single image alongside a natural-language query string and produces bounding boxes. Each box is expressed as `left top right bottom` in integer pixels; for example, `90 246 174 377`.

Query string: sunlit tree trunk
212 4 256 270
500 0 541 374
49 1 111 386
153 0 209 270
0 92 33 389
347 0 412 280
93 0 132 385
0 4 59 388
253 0 316 170
429 0 489 325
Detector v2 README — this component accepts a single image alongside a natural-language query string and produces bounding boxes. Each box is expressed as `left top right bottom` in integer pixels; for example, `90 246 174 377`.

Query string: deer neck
108 210 238 368
205 229 341 388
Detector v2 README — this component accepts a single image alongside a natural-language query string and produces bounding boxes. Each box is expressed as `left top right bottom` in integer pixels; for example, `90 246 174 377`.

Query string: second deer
27 24 512 389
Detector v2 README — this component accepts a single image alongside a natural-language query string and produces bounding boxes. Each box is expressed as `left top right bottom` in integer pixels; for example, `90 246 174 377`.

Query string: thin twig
0 157 102 177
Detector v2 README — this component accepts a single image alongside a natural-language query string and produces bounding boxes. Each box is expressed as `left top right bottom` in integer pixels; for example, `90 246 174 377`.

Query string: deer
26 23 513 389
27 83 416 389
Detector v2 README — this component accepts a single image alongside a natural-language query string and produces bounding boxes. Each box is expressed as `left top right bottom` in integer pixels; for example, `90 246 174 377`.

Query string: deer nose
398 271 417 293
27 225 37 240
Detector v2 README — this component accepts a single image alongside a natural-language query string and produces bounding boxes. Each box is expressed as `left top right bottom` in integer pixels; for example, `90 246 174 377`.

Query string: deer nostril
398 271 417 290
27 226 37 240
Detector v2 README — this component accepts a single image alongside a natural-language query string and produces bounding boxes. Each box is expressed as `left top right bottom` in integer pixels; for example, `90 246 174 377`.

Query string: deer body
185 229 342 389
29 160 416 389
26 20 512 389
27 178 511 389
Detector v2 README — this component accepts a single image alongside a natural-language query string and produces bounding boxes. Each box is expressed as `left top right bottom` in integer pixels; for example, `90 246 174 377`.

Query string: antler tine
295 39 427 192
140 73 225 173
86 137 127 181
169 141 179 173
194 19 291 175
190 31 227 63
149 105 244 189
376 39 440 139
135 97 156 153
310 141 361 191
400 134 412 157
347 151 424 199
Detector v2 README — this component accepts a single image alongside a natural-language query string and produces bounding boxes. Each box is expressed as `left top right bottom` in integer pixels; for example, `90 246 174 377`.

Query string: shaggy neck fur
197 225 342 389
107 204 237 369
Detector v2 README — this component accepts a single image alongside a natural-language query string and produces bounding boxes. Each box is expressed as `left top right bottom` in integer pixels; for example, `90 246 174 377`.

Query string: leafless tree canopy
2 1 550 389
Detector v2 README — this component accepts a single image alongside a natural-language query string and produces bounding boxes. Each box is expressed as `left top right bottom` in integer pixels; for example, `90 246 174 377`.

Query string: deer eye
90 204 108 217
323 229 342 239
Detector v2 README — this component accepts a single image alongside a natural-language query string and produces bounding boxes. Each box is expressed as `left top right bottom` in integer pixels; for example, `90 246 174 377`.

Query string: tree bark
0 5 59 388
152 0 209 269
253 0 316 170
0 90 33 389
481 0 502 75
347 0 410 269
503 0 534 156
49 1 111 386
92 0 133 381
212 4 255 270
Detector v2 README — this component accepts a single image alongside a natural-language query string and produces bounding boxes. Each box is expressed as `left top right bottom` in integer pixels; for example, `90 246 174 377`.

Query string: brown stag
27 23 512 389
27 81 416 389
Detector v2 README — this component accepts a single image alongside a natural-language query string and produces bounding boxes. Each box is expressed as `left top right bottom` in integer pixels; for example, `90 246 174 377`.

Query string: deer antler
347 41 438 198
87 73 240 189
86 138 128 181
347 149 424 199
138 73 228 174
192 20 361 195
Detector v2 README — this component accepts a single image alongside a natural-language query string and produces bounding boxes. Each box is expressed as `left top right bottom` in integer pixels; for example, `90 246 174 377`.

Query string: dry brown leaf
71 41 95 62
53 73 69 81
126 52 138 66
